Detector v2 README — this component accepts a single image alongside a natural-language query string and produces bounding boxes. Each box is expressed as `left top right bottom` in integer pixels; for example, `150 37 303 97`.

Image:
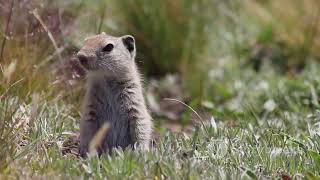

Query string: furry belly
100 115 133 150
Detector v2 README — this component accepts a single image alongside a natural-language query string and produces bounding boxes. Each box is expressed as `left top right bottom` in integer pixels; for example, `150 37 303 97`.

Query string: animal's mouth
78 56 89 69
77 52 92 70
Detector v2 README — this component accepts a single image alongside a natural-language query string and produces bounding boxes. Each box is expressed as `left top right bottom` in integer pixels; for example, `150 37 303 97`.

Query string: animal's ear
122 35 136 57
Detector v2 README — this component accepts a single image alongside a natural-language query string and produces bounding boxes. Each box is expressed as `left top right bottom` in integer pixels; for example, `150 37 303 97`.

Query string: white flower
263 99 277 112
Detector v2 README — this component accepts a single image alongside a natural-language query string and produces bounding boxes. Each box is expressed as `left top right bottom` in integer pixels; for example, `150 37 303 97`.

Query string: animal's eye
102 44 114 52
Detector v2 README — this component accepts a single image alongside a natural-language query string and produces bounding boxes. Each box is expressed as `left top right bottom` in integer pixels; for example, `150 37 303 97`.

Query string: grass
106 0 212 77
1 0 320 179
240 0 320 72
1 64 320 179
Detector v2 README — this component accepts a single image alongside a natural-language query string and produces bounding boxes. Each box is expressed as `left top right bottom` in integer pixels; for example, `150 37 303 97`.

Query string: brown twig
0 0 14 61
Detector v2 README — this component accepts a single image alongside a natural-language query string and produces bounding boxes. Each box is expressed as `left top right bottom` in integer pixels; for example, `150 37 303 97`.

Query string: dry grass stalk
89 122 110 156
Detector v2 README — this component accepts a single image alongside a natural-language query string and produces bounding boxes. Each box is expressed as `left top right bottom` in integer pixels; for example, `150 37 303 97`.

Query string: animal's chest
91 82 127 124
82 75 137 149
89 81 132 147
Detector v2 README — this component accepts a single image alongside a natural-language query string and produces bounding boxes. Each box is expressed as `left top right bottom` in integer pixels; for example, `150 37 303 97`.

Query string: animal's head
77 33 136 75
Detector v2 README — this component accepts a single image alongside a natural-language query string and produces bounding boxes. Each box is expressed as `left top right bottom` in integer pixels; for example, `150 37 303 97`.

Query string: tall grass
0 0 83 100
242 0 320 71
107 0 212 77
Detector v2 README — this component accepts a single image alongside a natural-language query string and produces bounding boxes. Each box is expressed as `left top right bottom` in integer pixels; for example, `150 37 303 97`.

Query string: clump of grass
0 1 51 98
242 0 320 72
0 0 83 101
0 38 54 98
0 97 21 171
107 0 212 77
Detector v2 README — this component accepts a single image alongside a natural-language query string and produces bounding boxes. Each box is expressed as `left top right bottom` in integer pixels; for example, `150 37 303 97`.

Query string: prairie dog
77 33 152 157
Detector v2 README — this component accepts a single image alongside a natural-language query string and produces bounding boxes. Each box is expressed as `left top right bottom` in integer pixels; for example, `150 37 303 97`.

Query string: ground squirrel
77 33 152 157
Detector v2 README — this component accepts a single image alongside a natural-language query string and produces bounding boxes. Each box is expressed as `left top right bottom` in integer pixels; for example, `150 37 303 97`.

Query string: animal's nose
77 52 88 66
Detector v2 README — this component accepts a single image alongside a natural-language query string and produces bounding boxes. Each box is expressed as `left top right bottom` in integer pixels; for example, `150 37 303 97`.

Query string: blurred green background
1 0 320 101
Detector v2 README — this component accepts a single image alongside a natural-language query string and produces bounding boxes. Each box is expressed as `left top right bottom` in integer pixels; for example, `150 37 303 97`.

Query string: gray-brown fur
77 33 152 157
